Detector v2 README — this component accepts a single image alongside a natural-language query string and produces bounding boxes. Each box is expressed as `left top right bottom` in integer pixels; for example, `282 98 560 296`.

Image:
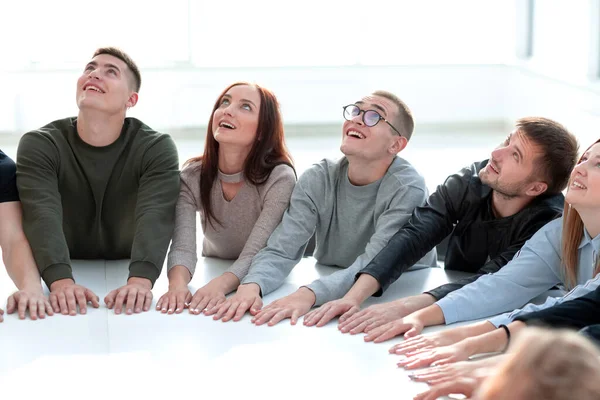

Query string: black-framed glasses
342 104 403 137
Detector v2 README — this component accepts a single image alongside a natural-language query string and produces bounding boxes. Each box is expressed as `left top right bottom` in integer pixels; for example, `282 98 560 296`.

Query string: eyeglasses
342 104 403 136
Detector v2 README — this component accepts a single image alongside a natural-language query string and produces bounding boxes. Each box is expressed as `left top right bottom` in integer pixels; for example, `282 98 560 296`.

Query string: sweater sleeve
241 168 319 296
16 132 73 286
166 164 201 276
427 210 560 300
515 285 600 330
128 135 180 285
357 166 473 295
226 165 296 280
436 218 564 324
305 184 433 305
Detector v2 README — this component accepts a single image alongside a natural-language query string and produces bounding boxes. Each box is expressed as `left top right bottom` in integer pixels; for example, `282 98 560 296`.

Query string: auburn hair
187 82 294 227
561 138 600 288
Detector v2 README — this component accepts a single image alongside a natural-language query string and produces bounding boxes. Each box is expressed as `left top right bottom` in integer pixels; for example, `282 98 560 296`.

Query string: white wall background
1 0 600 148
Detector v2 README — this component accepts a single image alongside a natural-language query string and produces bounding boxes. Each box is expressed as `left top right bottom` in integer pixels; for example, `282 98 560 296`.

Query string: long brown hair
186 82 294 227
561 138 600 288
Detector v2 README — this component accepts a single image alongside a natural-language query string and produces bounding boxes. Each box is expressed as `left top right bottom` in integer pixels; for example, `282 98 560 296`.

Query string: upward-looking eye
220 98 230 106
241 103 252 111
107 68 117 75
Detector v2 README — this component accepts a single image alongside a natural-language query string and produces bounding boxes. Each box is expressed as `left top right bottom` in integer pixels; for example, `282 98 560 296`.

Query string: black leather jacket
358 160 564 299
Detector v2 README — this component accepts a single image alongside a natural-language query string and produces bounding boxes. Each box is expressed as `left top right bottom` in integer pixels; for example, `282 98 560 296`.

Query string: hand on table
7 287 54 320
105 277 152 315
251 287 316 326
50 279 100 316
208 283 263 322
337 300 410 334
363 315 424 343
156 285 192 314
412 377 479 400
303 298 360 327
389 325 473 355
397 340 472 370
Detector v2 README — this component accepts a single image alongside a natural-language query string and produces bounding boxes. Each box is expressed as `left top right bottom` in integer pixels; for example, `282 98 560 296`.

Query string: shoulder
180 161 202 185
0 150 15 174
298 157 341 184
18 117 76 149
266 163 297 183
528 217 564 248
127 118 176 148
383 156 427 189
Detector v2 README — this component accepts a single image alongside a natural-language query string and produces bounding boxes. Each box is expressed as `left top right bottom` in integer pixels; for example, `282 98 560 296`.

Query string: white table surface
0 258 481 399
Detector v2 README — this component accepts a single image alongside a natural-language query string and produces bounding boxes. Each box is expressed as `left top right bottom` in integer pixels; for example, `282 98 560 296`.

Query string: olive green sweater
16 117 180 287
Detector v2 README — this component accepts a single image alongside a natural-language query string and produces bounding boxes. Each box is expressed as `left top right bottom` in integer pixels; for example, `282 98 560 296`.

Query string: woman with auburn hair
156 82 296 315
384 139 600 369
413 327 600 400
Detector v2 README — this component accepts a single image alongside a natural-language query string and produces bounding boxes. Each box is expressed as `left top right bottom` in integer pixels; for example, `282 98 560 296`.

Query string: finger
185 291 193 307
6 294 16 314
402 354 437 370
303 306 327 327
188 292 203 313
348 320 371 335
211 301 231 319
88 290 100 308
143 292 152 312
249 297 263 316
135 291 146 313
57 292 69 315
204 297 222 313
104 290 117 309
50 293 60 314
339 309 367 327
173 293 185 314
125 289 137 315
291 309 300 326
65 291 77 316
27 298 37 320
113 289 128 315
338 306 359 322
368 323 409 343
18 295 29 319
268 309 292 326
315 307 341 327
195 296 211 315
37 300 47 319
252 308 279 325
75 290 88 315
232 301 252 322
412 382 461 400
44 299 56 317
404 326 422 339
156 294 166 311
166 294 177 314
223 301 242 322
340 312 370 332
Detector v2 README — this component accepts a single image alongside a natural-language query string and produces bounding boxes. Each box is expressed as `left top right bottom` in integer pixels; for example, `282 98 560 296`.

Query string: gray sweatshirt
241 156 437 305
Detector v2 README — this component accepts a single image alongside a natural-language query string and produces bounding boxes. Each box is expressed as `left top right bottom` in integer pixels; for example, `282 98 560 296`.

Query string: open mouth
83 84 105 93
346 130 365 139
219 121 236 130
572 180 587 190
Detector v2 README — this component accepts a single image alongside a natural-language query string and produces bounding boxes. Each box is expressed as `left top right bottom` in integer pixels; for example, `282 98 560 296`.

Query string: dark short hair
372 90 414 141
516 117 579 194
92 47 141 92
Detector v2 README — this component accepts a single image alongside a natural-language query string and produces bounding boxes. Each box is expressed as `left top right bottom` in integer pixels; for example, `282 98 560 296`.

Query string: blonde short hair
476 327 600 400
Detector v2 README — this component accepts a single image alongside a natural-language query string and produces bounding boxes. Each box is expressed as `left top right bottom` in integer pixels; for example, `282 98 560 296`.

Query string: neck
491 191 534 218
218 143 251 174
578 208 600 238
346 155 393 186
77 110 125 146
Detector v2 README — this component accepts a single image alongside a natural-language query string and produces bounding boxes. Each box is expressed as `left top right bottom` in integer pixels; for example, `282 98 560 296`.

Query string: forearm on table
4 236 42 290
343 274 380 304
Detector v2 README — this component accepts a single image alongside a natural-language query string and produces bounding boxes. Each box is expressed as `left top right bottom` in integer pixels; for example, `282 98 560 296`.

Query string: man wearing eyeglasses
209 90 437 325
304 118 576 337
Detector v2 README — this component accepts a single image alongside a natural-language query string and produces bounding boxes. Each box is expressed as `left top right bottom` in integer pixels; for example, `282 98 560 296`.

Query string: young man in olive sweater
16 48 180 316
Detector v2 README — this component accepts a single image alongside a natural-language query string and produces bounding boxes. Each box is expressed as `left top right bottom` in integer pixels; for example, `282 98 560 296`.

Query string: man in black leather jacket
302 117 579 333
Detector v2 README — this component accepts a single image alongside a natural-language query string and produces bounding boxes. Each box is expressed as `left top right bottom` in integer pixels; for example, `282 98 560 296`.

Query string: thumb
250 298 263 315
404 326 419 339
6 294 16 313
291 310 299 325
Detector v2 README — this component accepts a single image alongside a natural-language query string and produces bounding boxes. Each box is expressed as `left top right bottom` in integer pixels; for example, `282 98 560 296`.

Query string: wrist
216 272 241 292
240 283 261 296
167 265 191 288
128 277 152 289
297 287 317 306
50 278 75 291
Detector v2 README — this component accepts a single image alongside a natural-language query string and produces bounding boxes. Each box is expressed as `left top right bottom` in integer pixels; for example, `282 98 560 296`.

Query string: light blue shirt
436 217 600 325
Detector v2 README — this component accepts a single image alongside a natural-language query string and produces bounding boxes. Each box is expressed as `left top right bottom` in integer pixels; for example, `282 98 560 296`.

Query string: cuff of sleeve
435 297 458 324
240 277 265 297
487 313 512 328
42 263 73 288
304 281 330 306
129 261 160 287
424 289 443 301
356 272 384 297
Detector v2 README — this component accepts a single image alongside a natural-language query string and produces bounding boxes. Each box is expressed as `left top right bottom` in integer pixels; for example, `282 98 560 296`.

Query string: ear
525 181 548 197
126 92 139 109
389 136 408 155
